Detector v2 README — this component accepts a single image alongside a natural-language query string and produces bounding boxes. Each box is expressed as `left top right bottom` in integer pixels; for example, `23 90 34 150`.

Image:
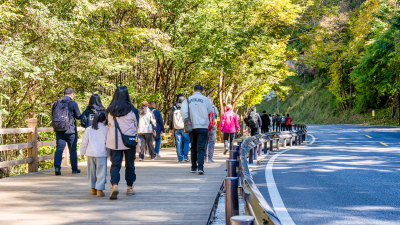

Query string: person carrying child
80 111 109 197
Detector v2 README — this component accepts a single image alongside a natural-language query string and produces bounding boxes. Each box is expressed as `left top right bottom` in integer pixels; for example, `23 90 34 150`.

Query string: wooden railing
0 118 173 173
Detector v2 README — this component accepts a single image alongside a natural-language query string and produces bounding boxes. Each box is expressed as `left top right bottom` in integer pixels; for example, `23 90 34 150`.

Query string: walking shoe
223 149 228 155
178 160 184 163
156 154 161 158
109 185 119 200
198 170 204 175
190 169 197 173
55 167 61 176
126 186 135 195
208 159 215 163
184 158 190 162
97 190 105 197
91 188 97 195
72 169 81 174
139 158 143 161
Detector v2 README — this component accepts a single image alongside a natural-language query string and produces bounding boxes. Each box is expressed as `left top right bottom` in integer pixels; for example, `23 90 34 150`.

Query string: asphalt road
253 125 400 225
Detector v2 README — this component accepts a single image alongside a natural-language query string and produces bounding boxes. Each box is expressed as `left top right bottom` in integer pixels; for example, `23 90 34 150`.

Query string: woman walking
220 104 240 154
80 111 108 197
138 101 157 161
285 114 293 131
106 86 138 200
81 94 106 128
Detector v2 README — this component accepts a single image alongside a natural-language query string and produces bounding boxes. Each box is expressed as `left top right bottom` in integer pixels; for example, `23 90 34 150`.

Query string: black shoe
198 170 204 175
72 169 81 174
223 149 228 155
55 168 61 176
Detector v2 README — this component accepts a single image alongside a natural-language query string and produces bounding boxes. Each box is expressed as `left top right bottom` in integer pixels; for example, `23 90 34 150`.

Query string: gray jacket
181 92 212 129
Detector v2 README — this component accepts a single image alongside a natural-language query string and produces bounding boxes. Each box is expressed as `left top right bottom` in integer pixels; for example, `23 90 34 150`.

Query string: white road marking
266 149 296 225
264 133 315 225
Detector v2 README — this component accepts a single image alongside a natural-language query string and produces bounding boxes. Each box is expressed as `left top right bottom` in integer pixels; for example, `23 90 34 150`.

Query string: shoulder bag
114 116 138 149
184 97 193 133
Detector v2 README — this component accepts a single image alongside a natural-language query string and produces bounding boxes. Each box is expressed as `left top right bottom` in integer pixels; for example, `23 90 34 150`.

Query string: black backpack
81 105 102 128
52 100 71 132
247 112 258 128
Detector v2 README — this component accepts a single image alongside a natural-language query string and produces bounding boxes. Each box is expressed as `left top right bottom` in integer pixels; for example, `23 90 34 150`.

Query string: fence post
263 142 268 154
27 118 38 172
248 148 253 164
231 215 255 225
270 140 273 151
276 139 280 151
283 138 286 148
225 177 239 225
253 147 257 161
227 159 237 177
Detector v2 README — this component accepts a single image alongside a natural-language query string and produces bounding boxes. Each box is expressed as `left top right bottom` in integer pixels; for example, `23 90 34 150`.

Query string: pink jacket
220 110 240 133
106 111 138 150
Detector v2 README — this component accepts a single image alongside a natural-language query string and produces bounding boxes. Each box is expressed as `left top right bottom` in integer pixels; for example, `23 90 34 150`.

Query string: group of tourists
51 85 221 200
51 85 293 200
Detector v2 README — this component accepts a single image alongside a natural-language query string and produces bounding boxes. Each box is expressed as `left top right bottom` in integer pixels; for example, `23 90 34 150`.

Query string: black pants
223 133 235 151
54 132 78 171
251 128 259 136
190 129 208 171
139 133 156 159
109 149 136 186
261 126 269 133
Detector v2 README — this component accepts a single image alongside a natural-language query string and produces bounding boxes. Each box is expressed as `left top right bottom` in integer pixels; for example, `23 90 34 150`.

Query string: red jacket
285 116 292 125
220 110 240 133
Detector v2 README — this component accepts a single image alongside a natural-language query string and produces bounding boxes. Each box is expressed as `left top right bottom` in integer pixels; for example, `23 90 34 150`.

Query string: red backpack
208 107 216 131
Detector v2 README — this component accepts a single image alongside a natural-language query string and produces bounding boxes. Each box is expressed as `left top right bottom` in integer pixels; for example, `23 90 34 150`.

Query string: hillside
257 77 398 126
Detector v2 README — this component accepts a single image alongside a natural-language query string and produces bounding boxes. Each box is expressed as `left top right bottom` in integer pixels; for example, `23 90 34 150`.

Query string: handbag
114 116 138 149
184 97 193 133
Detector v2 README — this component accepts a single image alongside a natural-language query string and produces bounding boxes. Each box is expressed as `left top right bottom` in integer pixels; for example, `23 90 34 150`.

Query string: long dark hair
107 86 134 117
92 111 106 130
88 94 105 110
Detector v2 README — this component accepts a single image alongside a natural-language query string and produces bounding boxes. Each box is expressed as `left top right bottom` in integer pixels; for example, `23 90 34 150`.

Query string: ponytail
92 111 106 130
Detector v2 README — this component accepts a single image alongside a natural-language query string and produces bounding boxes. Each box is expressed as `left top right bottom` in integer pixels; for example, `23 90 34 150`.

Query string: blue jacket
149 107 165 133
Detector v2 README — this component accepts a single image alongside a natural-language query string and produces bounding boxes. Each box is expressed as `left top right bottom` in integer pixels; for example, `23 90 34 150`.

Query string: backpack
208 107 216 131
81 105 102 128
247 112 258 129
52 99 71 132
173 107 185 129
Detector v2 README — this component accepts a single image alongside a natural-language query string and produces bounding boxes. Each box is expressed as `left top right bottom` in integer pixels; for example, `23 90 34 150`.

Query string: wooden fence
0 118 173 173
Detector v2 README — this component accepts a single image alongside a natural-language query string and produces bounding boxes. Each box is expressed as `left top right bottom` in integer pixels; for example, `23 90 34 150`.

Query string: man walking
149 101 165 158
245 106 262 136
181 85 212 175
170 94 190 163
52 87 82 176
261 111 270 133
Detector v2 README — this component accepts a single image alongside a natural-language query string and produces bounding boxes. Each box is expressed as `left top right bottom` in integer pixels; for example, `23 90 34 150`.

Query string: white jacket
181 92 212 129
80 123 109 157
138 107 157 134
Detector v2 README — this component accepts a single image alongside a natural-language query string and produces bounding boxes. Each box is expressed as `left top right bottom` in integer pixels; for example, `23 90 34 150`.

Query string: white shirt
80 123 109 157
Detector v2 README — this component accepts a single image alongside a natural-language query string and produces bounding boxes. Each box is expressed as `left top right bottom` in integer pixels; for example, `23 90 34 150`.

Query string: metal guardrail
238 125 308 225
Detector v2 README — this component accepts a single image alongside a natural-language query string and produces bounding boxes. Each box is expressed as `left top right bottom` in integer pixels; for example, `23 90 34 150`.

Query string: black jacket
261 114 271 129
52 96 81 134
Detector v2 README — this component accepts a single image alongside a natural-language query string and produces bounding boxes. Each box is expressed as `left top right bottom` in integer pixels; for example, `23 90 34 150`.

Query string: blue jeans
175 129 190 161
54 132 78 171
87 157 107 190
190 129 208 171
109 149 136 186
154 132 162 155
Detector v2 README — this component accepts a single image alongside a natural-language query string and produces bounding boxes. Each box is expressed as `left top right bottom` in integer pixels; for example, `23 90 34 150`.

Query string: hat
226 104 233 110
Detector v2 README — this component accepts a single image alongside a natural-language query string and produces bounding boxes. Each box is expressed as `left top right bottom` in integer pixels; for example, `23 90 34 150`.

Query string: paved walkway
0 143 227 225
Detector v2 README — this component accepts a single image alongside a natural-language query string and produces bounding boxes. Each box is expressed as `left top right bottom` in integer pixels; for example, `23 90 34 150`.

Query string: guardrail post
248 148 253 164
231 215 255 225
276 139 280 151
258 144 262 156
253 147 257 161
225 177 239 225
230 150 239 161
290 137 293 147
270 140 273 151
263 142 268 154
27 118 38 172
283 138 286 148
227 159 237 177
